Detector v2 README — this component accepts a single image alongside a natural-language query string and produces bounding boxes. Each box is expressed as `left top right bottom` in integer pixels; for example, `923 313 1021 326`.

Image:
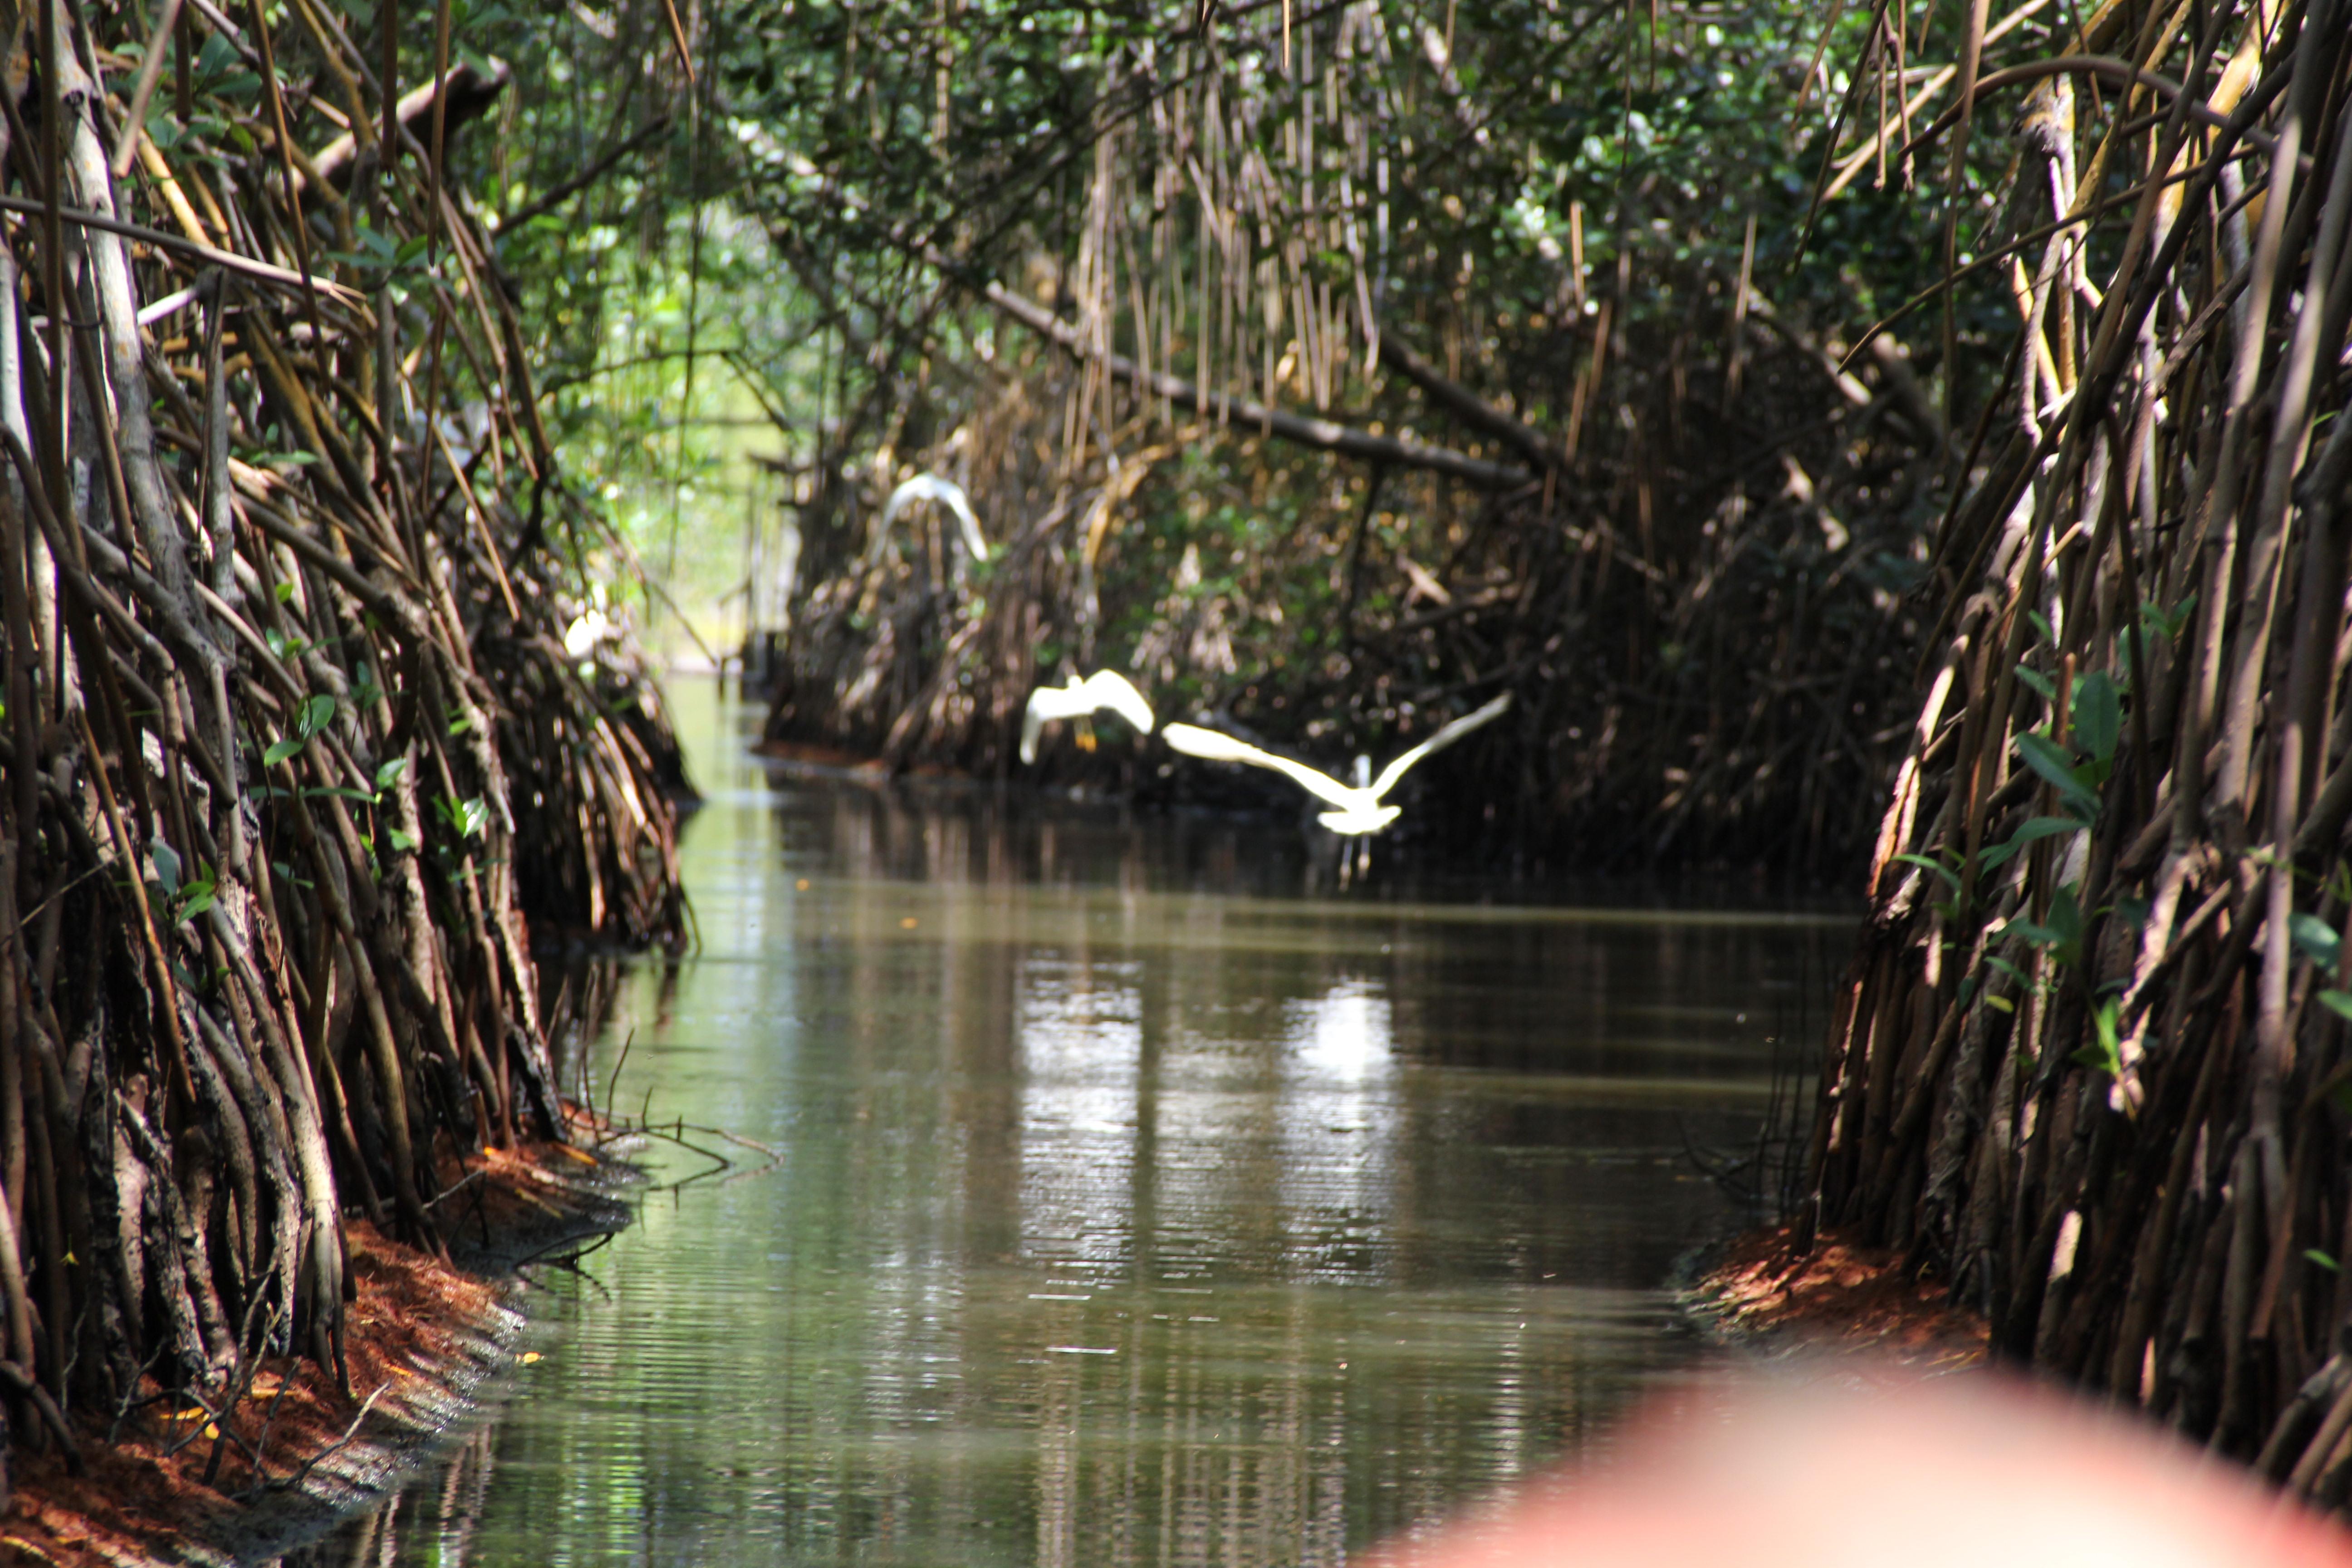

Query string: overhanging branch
971 271 1534 491
1374 335 1568 474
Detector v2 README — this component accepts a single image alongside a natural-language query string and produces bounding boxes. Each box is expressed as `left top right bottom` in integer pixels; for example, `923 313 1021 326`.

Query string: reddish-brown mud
1691 1225 1990 1372
1 1138 622 1567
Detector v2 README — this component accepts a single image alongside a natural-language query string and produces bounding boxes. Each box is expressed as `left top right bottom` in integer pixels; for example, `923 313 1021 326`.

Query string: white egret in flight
563 605 615 659
1021 671 1157 764
878 473 990 563
1162 692 1512 835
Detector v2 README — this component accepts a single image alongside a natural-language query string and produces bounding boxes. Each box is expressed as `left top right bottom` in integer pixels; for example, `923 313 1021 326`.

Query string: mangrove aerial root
1803 0 2352 1503
0 0 686 1486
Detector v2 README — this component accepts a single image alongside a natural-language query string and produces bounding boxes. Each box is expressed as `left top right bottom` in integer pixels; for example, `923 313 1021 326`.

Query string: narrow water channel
323 677 1851 1566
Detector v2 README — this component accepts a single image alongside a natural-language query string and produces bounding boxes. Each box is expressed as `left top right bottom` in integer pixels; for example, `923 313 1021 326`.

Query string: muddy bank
1685 1226 1989 1374
2 1134 632 1568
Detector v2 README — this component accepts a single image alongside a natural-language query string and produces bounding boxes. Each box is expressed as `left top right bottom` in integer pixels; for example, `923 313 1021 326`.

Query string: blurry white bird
1021 671 1156 764
1163 692 1512 834
878 474 990 563
563 606 615 659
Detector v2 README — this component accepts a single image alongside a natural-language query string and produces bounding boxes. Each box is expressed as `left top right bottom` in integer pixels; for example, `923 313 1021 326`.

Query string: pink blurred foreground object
1360 1370 2352 1568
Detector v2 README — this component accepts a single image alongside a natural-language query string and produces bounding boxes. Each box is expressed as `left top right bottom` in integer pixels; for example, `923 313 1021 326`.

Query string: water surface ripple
323 679 1848 1566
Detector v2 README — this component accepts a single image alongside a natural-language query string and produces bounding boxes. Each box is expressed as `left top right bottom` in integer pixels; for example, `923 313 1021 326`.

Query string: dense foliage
359 2 2059 874
603 0 2053 875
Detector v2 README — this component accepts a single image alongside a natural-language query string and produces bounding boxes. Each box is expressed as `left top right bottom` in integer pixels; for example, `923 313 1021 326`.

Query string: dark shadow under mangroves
276 678 1851 1568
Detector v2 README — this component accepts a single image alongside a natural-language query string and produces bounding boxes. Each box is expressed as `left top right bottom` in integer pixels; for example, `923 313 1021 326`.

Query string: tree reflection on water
291 681 1848 1567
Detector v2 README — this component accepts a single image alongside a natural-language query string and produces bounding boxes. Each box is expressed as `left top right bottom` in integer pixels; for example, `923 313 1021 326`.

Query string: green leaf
298 693 336 738
2027 609 2058 647
1891 851 1960 892
174 878 217 924
2012 815 2091 848
2139 592 2196 642
2002 885 2085 966
2319 990 2352 1024
2015 732 2101 820
2291 913 2342 972
1978 815 2085 872
2047 883 2086 943
2072 671 2121 764
436 794 490 840
2071 997 2123 1078
263 737 304 767
151 841 182 897
274 579 297 603
374 756 409 792
387 828 420 853
2307 1249 2342 1274
2014 667 2056 703
2014 730 2086 789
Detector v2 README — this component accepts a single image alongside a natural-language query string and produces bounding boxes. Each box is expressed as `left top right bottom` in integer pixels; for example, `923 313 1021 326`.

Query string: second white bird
877 474 990 564
1022 671 1157 764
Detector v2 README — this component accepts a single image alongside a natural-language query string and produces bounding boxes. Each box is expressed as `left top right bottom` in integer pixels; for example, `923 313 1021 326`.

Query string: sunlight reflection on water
301 677 1851 1568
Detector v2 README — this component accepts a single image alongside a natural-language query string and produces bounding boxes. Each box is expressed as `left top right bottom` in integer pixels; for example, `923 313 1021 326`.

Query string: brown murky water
315 677 1848 1566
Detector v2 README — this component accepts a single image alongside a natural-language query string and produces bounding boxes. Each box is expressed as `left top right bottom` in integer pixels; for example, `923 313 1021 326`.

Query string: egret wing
880 475 990 562
1079 671 1156 735
878 478 917 530
1019 687 1051 764
1163 724 1357 810
1367 692 1513 800
937 485 989 562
